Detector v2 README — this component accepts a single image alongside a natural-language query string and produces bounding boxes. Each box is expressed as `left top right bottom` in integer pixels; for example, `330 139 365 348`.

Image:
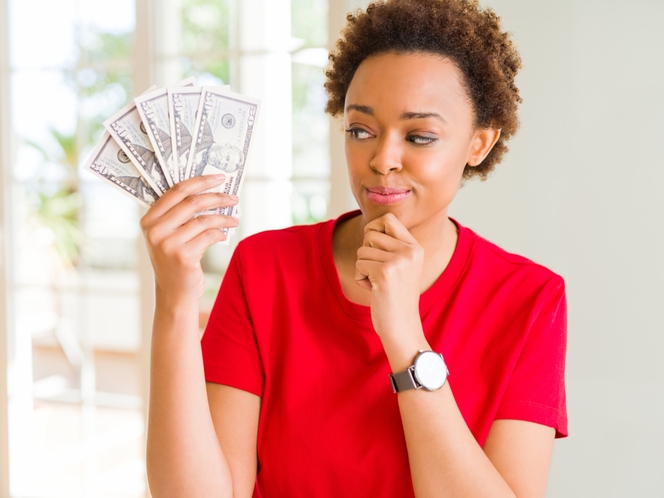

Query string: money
84 132 159 207
104 89 170 196
135 77 196 186
85 81 260 245
168 85 231 184
168 86 203 184
186 87 260 217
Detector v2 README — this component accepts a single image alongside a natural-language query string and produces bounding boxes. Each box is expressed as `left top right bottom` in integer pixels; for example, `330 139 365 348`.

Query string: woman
141 0 567 496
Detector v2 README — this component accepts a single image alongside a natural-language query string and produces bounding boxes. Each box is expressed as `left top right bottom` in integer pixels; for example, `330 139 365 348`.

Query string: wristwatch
389 350 448 393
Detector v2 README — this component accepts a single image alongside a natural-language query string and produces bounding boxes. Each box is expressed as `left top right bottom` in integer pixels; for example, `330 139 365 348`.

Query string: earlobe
467 128 501 167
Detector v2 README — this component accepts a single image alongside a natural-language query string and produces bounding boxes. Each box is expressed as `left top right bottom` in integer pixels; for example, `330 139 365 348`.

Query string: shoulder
236 219 327 259
235 210 359 259
459 222 565 299
230 214 344 277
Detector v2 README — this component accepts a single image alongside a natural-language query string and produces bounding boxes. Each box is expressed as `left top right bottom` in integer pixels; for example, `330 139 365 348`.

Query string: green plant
23 27 134 268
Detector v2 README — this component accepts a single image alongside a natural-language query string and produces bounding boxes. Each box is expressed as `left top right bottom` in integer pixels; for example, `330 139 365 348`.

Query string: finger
173 213 240 245
364 212 415 243
354 261 372 290
355 276 373 291
355 259 384 290
357 245 392 263
185 226 230 257
156 192 239 231
142 174 226 224
362 229 404 251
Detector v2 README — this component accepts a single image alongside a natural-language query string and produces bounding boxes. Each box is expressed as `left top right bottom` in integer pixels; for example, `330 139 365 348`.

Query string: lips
365 186 411 205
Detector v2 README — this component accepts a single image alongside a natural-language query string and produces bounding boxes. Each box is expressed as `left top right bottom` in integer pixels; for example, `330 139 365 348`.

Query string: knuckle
145 229 160 247
205 228 225 244
173 251 189 267
183 195 200 207
170 182 186 195
159 238 177 257
139 215 150 232
194 214 209 226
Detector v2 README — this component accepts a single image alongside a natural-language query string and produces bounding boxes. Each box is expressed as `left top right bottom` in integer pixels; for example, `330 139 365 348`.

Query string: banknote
135 77 196 186
104 87 170 196
84 131 159 207
168 86 202 183
186 87 260 217
168 85 230 184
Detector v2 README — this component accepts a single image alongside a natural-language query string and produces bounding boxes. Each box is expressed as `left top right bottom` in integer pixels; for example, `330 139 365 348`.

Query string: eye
345 127 373 140
407 134 438 146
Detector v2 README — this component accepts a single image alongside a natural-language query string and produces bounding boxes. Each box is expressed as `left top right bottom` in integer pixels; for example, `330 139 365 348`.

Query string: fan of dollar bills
84 76 260 241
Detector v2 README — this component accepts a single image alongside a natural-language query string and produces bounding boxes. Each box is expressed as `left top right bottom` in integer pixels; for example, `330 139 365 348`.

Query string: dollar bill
84 131 159 207
135 77 196 187
168 86 202 184
168 85 231 184
186 87 260 217
104 88 170 196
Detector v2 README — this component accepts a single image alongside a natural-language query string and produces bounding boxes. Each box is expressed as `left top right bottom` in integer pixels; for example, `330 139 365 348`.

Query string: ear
467 128 501 167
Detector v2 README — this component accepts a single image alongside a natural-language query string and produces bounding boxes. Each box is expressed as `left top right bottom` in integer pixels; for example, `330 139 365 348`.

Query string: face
344 52 499 229
207 144 243 173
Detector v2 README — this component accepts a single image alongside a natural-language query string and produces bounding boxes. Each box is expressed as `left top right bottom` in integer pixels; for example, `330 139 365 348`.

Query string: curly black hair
325 0 522 180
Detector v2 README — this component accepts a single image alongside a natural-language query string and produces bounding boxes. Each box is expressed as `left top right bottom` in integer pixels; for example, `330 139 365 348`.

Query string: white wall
450 0 664 495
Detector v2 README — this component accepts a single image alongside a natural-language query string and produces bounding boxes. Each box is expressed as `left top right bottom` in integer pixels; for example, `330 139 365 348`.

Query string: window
0 0 334 496
5 1 143 496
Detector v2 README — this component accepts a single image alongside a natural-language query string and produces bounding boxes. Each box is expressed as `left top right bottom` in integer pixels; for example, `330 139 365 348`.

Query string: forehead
345 52 471 118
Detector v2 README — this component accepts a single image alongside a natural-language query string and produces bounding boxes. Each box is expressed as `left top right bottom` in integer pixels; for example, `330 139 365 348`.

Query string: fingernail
211 174 226 181
229 195 239 201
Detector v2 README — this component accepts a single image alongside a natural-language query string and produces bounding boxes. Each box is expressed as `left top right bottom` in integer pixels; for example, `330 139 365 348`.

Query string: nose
369 134 403 175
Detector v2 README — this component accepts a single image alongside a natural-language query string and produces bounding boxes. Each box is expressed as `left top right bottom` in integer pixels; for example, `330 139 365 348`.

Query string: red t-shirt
201 211 568 497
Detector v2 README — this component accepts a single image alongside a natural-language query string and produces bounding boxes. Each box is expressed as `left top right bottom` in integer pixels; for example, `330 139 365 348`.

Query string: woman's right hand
140 174 240 308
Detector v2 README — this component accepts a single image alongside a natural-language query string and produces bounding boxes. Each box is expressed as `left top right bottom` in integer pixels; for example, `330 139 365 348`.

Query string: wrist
155 283 202 310
381 333 431 373
154 289 201 329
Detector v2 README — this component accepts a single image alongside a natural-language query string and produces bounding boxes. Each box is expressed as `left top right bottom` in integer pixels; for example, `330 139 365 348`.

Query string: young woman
141 1 567 496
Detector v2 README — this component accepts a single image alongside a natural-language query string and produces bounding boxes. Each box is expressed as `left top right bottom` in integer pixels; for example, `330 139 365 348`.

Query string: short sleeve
495 276 568 437
201 243 264 397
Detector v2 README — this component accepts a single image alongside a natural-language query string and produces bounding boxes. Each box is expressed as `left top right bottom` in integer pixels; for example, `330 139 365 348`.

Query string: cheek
344 144 368 181
413 154 465 196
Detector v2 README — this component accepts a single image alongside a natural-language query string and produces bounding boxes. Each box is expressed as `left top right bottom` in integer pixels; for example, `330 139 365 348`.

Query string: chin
359 204 414 226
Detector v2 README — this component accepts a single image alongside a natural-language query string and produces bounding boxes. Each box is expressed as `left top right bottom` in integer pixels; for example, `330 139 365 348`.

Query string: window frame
0 1 358 496
1 0 14 493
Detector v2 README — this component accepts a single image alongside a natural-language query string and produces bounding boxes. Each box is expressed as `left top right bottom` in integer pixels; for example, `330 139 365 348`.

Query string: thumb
354 265 373 290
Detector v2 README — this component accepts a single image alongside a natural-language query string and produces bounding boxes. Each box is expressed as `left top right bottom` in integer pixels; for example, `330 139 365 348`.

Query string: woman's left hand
355 213 427 352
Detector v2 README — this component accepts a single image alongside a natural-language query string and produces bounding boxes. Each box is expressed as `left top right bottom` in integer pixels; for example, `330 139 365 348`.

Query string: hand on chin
354 212 423 339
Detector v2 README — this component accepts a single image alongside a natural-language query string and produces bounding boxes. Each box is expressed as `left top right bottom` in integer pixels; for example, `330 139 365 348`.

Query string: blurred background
0 0 662 497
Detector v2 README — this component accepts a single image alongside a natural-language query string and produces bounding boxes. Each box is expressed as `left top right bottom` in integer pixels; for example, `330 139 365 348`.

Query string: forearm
383 338 515 498
398 384 515 498
146 296 233 497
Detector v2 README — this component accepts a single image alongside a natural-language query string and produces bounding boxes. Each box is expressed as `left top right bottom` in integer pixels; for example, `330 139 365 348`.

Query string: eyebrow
345 104 446 123
345 104 374 115
400 111 446 123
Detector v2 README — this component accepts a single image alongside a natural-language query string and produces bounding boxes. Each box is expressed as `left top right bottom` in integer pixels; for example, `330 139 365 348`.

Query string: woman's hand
355 213 427 357
140 174 240 308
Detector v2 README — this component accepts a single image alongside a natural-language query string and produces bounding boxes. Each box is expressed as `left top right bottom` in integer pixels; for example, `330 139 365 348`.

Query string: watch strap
389 367 419 393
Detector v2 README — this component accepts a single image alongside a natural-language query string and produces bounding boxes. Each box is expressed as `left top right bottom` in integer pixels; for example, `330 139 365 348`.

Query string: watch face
413 351 447 391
